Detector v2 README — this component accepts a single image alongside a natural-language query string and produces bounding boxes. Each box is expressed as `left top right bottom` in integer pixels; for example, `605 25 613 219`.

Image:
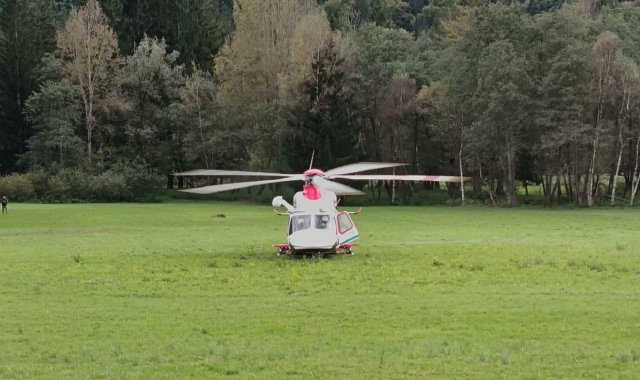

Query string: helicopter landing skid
273 244 357 256
337 243 358 255
273 244 291 256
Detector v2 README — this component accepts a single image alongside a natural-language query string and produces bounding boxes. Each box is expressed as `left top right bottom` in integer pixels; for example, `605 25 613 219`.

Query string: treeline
1 0 640 206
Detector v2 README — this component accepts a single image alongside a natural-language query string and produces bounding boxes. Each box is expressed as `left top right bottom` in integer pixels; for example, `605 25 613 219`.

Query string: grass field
1 203 639 379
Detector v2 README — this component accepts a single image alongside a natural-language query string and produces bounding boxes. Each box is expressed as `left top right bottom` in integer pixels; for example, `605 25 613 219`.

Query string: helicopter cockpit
289 214 333 235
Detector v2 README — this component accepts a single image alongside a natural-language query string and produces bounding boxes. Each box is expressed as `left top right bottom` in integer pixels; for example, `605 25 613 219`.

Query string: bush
47 175 71 197
51 168 91 199
89 171 129 201
0 173 35 200
111 159 164 200
1 158 164 203
27 168 50 195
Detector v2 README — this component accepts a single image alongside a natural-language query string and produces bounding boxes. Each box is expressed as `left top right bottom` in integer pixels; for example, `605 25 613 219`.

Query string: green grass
1 203 639 379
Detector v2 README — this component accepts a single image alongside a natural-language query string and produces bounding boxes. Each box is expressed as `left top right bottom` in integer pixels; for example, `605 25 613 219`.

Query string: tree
417 82 468 204
121 36 185 174
173 0 231 73
473 42 532 206
370 0 389 26
610 52 640 204
55 0 120 162
532 8 591 206
113 0 231 72
587 32 620 206
214 0 321 170
0 0 58 173
23 78 84 168
439 2 534 205
286 38 362 173
417 0 458 33
180 66 218 169
348 23 415 163
379 74 417 202
279 11 333 108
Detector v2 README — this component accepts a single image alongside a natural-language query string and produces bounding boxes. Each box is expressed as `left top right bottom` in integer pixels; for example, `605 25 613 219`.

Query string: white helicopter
176 160 468 256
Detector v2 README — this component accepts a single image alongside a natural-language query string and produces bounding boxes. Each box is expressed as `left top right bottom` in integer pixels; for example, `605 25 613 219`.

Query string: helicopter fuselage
272 182 360 255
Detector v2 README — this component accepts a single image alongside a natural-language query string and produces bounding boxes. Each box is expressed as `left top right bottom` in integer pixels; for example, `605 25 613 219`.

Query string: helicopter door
336 212 359 245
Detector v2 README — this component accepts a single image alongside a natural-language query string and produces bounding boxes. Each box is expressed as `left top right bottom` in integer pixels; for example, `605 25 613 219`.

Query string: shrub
52 168 91 199
0 173 35 200
47 175 71 197
88 171 129 201
110 159 164 200
27 168 50 195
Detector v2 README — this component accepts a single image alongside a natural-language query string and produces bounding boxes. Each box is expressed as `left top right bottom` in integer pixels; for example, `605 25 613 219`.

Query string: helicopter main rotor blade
312 177 365 195
180 176 304 195
324 162 406 176
175 169 296 177
333 175 471 182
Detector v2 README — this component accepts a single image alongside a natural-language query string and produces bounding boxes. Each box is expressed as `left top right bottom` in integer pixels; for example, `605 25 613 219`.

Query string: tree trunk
479 164 496 206
391 167 396 204
167 174 174 189
543 175 553 207
624 138 634 198
87 126 92 162
413 115 420 174
504 148 517 206
630 137 640 206
369 114 381 161
587 128 600 207
608 117 621 196
574 172 583 206
472 175 481 193
556 170 562 205
611 127 625 205
564 173 572 196
458 149 465 206
495 176 505 196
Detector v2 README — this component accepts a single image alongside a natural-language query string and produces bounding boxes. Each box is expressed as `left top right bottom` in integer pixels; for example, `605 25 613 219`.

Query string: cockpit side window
315 214 331 230
289 215 311 234
337 212 353 234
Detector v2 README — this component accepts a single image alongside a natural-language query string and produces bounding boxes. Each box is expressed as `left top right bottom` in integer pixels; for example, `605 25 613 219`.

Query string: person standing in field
2 196 7 214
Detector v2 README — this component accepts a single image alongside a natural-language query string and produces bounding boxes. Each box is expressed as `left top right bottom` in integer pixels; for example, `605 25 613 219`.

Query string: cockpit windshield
290 215 311 234
315 214 331 230
289 214 332 234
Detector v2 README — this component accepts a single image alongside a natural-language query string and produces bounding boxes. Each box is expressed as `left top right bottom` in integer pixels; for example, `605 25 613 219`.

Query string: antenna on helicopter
309 150 315 170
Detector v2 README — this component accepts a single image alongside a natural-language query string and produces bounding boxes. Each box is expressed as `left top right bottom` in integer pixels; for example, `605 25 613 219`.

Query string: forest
1 0 640 206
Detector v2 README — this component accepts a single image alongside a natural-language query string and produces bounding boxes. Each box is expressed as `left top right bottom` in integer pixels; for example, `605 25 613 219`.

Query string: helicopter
176 161 468 256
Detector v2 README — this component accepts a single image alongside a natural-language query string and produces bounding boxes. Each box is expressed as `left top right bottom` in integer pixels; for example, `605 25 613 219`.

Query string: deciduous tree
56 0 120 161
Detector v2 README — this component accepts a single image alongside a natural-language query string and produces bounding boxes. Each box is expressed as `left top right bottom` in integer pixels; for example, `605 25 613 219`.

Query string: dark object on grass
215 214 226 218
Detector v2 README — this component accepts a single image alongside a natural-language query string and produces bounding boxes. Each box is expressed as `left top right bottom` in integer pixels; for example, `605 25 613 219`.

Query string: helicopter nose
289 230 337 250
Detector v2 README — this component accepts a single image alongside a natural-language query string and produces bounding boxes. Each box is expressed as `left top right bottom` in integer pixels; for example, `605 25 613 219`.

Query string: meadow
0 203 639 379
